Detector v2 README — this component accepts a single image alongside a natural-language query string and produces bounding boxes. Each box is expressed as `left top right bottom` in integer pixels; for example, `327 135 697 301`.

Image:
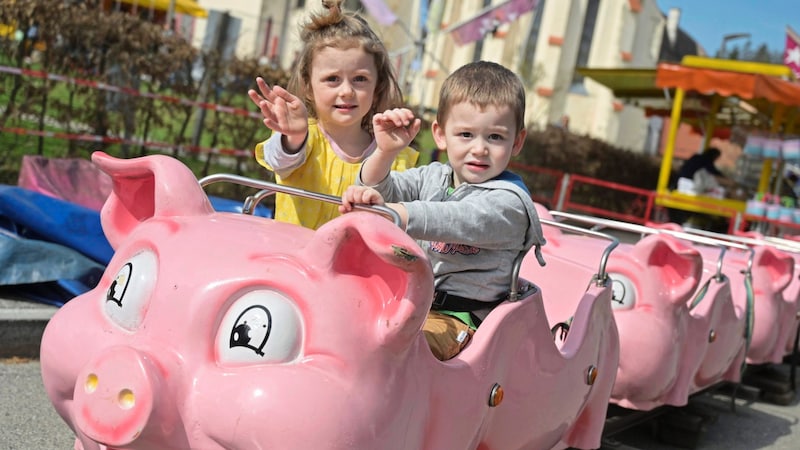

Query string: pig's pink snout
72 346 160 447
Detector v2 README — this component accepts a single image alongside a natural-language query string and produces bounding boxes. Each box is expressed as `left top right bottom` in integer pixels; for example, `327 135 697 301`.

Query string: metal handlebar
198 173 402 227
540 218 619 286
200 173 546 304
548 211 752 279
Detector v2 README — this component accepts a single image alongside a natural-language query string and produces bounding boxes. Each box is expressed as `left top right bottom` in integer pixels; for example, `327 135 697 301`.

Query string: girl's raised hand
373 108 421 156
248 77 308 140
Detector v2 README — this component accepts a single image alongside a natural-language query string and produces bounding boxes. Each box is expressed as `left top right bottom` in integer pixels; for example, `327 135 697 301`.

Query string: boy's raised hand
373 108 421 156
248 77 308 145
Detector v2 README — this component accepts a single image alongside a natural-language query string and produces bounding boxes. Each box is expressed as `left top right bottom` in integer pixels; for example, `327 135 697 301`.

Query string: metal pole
191 11 231 149
555 173 570 211
166 0 177 30
717 32 750 58
277 0 292 68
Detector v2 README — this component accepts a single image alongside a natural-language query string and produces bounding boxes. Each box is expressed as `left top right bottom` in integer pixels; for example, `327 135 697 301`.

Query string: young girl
248 0 419 230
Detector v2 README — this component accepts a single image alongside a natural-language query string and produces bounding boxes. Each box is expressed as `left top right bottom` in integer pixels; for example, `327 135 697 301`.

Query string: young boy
340 61 546 360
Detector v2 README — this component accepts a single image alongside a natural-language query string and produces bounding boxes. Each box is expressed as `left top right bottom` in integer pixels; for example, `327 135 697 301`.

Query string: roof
578 56 800 131
656 59 800 106
575 68 661 98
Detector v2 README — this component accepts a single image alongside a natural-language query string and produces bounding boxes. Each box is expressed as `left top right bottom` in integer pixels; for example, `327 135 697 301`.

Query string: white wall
192 0 269 58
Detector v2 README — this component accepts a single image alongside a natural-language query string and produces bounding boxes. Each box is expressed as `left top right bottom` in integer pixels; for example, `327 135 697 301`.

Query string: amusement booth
581 56 800 235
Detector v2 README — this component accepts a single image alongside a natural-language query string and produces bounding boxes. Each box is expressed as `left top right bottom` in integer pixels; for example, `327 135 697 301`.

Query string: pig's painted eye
104 250 157 330
608 272 636 310
217 290 303 364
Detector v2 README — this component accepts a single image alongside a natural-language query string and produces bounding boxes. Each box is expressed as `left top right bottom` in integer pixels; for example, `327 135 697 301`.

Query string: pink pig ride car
536 211 751 411
639 225 799 404
681 229 799 404
40 152 620 450
737 233 800 361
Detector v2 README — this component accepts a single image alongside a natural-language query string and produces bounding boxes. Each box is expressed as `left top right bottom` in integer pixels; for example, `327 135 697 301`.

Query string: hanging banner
445 0 537 46
360 0 398 26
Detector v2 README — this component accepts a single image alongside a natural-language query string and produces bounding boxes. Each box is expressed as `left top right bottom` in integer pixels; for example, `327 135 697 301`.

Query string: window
520 0 546 82
571 0 600 90
344 0 362 11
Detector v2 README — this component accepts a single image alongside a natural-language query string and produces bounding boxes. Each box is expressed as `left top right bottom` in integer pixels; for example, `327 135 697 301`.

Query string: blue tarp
0 228 104 306
0 185 114 264
0 185 271 305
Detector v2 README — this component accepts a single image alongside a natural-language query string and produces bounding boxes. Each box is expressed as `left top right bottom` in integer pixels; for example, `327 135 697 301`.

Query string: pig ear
305 212 433 350
646 221 682 232
534 203 562 242
633 234 702 303
91 151 215 248
754 246 794 294
534 203 553 220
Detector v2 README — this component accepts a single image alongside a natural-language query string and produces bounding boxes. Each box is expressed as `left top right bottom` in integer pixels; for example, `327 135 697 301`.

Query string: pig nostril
85 374 99 393
118 389 136 409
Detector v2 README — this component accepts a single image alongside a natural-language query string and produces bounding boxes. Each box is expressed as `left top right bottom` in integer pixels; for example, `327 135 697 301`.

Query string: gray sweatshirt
361 162 546 302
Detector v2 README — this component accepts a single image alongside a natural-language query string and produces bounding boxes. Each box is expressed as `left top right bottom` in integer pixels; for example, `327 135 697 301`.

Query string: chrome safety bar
549 211 753 278
198 173 401 227
539 218 619 287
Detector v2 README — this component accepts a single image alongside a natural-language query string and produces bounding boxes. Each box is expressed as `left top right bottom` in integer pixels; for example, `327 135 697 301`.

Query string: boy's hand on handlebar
340 186 386 214
373 108 421 157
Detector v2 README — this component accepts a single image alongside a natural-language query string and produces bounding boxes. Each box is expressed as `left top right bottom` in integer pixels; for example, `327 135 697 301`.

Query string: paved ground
609 382 800 449
1 358 75 449
3 280 800 449
2 354 800 448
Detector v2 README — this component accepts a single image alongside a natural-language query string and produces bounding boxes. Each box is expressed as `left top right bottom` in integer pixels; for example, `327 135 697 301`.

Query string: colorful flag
445 0 537 46
786 25 800 79
360 0 398 26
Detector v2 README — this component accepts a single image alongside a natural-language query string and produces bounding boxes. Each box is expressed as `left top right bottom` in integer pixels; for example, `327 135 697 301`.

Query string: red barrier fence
0 64 257 157
509 161 661 224
11 64 789 233
0 65 260 119
0 126 249 157
560 174 657 224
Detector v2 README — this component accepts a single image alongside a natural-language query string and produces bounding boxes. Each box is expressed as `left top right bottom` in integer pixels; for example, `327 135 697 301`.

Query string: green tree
720 41 782 64
0 0 291 194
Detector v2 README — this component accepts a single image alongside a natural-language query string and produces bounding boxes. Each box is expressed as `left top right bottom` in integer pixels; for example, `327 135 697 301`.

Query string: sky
655 0 796 56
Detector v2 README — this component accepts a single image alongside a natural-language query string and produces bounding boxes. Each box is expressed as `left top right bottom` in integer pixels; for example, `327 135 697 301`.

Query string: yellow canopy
113 0 208 18
581 56 800 220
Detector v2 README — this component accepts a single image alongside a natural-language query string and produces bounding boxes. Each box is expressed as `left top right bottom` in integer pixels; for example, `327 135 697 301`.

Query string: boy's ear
512 128 527 156
432 120 447 150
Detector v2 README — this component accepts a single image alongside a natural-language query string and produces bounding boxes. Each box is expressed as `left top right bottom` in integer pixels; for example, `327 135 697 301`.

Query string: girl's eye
458 132 472 138
324 75 339 83
488 133 505 141
353 75 368 83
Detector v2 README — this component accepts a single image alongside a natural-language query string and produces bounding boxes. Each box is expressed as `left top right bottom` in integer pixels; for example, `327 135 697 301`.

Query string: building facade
190 0 701 153
409 0 693 153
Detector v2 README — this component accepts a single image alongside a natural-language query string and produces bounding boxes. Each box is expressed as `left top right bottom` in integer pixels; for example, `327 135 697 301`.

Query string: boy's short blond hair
436 61 526 131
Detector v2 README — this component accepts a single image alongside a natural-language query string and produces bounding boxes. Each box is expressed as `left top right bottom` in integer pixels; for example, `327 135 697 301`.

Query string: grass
0 64 440 193
415 128 441 164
